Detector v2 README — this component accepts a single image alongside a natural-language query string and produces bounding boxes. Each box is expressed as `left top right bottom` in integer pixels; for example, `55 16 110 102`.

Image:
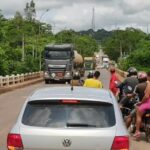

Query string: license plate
57 72 63 77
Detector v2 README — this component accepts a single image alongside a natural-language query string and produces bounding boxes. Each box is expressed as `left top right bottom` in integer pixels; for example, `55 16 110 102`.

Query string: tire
145 128 150 142
129 123 136 134
145 118 150 142
45 79 49 84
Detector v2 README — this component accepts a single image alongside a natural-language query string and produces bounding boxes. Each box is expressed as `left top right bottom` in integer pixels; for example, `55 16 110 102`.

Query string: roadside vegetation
101 28 150 72
1 0 149 75
0 0 98 76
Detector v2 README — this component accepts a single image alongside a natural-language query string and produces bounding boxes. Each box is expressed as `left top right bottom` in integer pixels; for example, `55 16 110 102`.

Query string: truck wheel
45 79 49 84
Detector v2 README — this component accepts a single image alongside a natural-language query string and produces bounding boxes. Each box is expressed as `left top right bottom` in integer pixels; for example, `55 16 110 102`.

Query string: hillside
78 29 113 42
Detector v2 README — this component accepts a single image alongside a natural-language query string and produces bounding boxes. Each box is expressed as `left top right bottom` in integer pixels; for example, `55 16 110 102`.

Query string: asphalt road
0 69 150 150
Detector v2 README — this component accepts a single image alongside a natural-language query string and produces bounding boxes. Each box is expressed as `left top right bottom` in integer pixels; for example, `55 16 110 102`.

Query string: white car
7 87 129 150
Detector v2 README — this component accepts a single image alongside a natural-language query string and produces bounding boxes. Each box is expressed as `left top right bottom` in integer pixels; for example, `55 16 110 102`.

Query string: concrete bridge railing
116 68 127 78
0 71 43 87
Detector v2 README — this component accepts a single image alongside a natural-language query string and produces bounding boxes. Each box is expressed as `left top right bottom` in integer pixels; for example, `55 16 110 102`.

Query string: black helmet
73 72 80 80
87 71 94 78
137 71 147 83
127 67 137 77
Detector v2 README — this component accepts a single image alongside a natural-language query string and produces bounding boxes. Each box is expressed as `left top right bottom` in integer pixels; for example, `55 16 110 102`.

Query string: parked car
7 87 129 150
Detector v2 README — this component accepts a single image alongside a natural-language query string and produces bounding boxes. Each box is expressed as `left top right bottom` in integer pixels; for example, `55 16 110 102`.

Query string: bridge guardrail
115 68 128 82
0 71 43 87
116 68 127 78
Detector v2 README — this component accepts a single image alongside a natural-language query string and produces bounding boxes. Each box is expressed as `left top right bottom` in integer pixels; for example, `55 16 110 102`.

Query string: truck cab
44 44 74 83
84 57 95 71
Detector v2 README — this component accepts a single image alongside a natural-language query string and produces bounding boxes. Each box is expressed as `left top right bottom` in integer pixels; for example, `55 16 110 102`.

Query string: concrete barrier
114 68 127 82
116 68 127 77
0 71 44 94
0 71 43 87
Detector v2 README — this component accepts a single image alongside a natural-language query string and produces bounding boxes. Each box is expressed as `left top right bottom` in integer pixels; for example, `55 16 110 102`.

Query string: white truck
102 56 109 69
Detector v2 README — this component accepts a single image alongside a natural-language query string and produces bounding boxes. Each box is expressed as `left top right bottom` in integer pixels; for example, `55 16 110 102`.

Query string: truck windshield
45 50 71 60
85 61 93 70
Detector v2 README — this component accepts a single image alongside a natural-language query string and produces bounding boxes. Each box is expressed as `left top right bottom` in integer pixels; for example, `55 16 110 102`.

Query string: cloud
119 0 150 14
0 0 26 15
0 0 150 33
35 0 114 11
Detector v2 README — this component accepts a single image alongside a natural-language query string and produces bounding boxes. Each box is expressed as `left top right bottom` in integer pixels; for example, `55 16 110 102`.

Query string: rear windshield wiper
66 123 96 127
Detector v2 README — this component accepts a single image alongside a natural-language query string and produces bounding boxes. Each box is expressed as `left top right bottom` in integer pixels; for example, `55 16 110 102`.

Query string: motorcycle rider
71 72 82 86
133 71 150 139
125 71 148 128
118 67 139 108
87 70 94 78
141 71 150 104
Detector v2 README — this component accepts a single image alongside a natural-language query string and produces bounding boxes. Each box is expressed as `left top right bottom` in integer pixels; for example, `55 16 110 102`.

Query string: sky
1 0 150 33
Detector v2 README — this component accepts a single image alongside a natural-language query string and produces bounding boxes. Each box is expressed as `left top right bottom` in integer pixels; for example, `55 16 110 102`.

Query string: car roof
45 44 73 49
29 87 113 103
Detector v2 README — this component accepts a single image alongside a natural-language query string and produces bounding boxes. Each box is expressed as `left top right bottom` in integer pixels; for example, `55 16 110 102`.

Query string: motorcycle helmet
137 71 147 83
87 71 94 78
127 67 137 77
73 72 80 80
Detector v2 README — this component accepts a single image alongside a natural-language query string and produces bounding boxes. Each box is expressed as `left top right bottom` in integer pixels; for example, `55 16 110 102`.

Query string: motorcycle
116 80 150 142
144 110 150 142
115 82 137 118
130 109 150 142
120 95 139 119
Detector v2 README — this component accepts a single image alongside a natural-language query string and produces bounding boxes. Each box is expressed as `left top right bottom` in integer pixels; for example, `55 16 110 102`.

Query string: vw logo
62 138 72 147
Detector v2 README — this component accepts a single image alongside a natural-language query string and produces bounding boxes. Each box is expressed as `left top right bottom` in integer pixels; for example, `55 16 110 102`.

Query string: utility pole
22 34 25 61
38 9 50 70
39 9 49 35
91 7 95 31
120 41 123 58
32 44 35 58
89 7 95 37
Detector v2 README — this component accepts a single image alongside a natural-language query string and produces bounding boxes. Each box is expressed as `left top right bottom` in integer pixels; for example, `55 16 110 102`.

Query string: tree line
0 0 98 76
102 28 150 72
2 0 148 75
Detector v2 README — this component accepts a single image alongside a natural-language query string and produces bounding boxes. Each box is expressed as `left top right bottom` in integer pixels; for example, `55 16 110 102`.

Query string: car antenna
71 72 74 91
70 48 74 91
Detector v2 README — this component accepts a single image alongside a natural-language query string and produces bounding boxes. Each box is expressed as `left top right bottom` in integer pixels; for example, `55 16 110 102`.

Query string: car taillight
7 133 23 150
111 136 129 150
61 100 80 104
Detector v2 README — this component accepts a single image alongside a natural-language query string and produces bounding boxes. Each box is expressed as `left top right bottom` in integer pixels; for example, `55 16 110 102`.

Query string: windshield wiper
66 123 96 127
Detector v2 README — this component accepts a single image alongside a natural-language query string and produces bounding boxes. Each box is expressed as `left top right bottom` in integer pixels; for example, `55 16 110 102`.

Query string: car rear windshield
22 100 116 128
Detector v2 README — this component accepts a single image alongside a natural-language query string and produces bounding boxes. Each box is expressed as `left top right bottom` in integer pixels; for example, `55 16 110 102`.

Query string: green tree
55 30 76 44
118 38 150 71
75 35 98 56
55 30 98 56
102 28 146 61
0 2 98 75
24 0 36 22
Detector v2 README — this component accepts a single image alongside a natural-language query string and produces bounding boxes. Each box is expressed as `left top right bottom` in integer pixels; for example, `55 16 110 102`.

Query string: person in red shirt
109 67 119 96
